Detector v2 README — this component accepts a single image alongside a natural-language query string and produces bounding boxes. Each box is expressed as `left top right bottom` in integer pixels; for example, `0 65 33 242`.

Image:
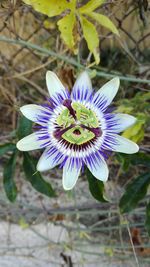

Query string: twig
0 36 150 84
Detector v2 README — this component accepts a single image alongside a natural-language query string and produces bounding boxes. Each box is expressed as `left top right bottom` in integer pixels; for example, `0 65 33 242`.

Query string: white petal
16 133 44 151
110 134 139 154
37 148 63 172
20 104 49 125
86 156 109 182
63 159 81 190
72 71 92 92
46 71 66 97
109 113 137 133
93 77 120 110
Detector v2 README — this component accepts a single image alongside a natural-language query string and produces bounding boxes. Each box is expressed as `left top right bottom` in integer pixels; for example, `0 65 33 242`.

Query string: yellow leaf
122 121 145 143
79 0 105 14
23 0 69 17
69 0 77 12
43 19 56 30
57 12 76 50
80 15 100 64
88 12 119 35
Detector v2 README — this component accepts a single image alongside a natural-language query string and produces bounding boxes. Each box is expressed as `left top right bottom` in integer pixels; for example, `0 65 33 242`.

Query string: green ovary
56 102 99 145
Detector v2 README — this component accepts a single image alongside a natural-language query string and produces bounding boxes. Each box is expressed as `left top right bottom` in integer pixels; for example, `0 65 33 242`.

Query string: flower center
55 100 101 145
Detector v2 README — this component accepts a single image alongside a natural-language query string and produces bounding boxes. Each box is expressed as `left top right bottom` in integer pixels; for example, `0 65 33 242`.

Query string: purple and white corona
17 71 139 190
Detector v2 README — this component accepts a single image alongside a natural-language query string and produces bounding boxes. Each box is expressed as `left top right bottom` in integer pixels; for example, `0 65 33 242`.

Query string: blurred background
0 0 150 266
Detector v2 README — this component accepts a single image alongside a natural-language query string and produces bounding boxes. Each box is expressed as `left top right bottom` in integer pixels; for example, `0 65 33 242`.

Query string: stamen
81 125 102 137
54 125 75 139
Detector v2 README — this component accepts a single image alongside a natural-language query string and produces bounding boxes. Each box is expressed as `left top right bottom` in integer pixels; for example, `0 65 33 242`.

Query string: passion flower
17 71 139 190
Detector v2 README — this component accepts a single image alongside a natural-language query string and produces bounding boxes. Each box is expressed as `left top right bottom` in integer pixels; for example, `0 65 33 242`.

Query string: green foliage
1 115 56 201
117 91 150 115
119 172 150 213
23 0 119 64
3 150 18 202
0 143 16 157
118 151 150 235
23 152 56 197
116 152 150 171
17 115 32 139
122 114 145 143
116 153 130 172
86 169 108 202
117 91 150 143
129 152 150 167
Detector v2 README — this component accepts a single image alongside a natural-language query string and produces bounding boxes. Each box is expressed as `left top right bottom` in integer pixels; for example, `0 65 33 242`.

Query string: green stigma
56 102 99 145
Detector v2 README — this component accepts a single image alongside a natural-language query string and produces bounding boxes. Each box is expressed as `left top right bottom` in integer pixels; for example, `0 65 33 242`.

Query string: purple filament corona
35 86 122 168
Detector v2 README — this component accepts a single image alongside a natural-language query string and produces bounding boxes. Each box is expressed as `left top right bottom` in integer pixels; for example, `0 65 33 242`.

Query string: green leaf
57 12 76 50
23 0 69 17
122 156 131 172
130 152 150 168
23 152 56 197
3 150 18 202
145 201 150 236
116 152 150 172
88 12 119 35
86 169 108 202
0 143 16 157
79 0 105 13
80 15 100 64
119 172 150 213
17 115 32 139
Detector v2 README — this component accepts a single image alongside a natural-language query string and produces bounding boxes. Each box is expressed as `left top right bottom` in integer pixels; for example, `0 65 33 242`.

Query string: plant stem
0 36 150 84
